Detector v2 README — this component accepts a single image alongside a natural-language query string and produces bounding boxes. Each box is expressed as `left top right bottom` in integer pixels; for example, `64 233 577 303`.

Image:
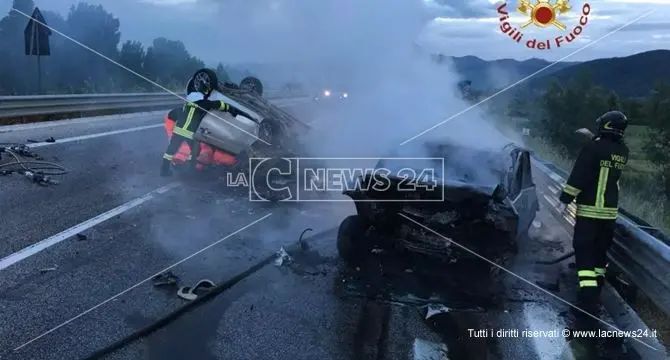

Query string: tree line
0 0 239 95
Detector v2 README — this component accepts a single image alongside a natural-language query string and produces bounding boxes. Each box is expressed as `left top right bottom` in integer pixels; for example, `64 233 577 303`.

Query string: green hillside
522 50 670 97
449 55 578 90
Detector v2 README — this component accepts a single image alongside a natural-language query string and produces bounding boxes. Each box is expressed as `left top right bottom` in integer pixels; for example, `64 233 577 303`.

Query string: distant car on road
336 140 540 265
313 88 348 101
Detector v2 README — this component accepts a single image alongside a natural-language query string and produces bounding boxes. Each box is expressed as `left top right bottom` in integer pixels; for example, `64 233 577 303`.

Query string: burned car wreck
337 141 539 265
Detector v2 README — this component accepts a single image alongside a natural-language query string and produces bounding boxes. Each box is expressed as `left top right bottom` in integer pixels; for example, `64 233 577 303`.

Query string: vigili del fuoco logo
496 0 591 50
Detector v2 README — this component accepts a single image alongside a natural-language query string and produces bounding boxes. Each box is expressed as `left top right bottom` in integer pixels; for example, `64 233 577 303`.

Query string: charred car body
337 141 539 264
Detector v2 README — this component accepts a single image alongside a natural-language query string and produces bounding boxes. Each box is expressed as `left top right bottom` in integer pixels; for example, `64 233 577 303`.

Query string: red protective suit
164 113 238 170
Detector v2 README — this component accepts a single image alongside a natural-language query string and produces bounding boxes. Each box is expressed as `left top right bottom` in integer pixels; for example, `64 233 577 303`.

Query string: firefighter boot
160 159 173 177
566 289 599 336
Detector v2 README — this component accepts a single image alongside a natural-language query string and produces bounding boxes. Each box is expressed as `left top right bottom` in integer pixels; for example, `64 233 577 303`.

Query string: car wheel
337 215 373 265
187 68 219 94
240 76 264 96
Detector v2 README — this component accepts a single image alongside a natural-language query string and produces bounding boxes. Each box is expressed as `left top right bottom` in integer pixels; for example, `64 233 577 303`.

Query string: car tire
337 215 372 265
187 68 219 94
240 76 264 96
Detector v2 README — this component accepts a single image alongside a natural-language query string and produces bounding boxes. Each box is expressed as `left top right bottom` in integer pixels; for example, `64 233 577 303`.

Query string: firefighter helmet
596 110 627 137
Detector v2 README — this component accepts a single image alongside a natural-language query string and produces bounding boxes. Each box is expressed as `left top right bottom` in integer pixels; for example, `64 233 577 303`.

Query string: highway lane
0 99 346 360
104 227 452 360
0 98 314 258
0 118 173 257
0 183 351 360
0 101 651 360
94 165 606 360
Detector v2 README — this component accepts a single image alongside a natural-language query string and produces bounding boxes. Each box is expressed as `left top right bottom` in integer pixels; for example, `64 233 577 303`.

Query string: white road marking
26 124 163 148
548 184 559 195
412 338 449 360
0 182 180 271
13 213 273 351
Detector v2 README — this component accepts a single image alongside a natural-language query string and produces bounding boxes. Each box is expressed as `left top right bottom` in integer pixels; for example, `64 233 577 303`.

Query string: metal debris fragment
177 279 215 301
298 228 312 251
425 304 451 319
39 266 57 273
152 271 179 287
274 247 293 266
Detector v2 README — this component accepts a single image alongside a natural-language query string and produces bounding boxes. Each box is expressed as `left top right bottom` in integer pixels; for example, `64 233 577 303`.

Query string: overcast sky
11 0 670 65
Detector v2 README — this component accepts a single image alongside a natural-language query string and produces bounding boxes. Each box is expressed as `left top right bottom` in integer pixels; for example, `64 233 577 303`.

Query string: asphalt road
0 100 650 360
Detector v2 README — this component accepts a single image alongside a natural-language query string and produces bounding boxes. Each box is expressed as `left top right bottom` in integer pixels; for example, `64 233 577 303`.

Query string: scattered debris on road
0 143 67 186
26 136 56 143
177 279 216 301
152 271 179 287
274 247 292 266
425 304 451 319
39 266 57 273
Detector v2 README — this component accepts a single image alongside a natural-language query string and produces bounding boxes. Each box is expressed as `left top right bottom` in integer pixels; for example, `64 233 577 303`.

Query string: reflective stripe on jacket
558 136 629 220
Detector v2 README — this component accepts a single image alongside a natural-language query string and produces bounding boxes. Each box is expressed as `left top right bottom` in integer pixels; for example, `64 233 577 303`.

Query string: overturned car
166 68 315 199
187 68 310 163
336 141 539 265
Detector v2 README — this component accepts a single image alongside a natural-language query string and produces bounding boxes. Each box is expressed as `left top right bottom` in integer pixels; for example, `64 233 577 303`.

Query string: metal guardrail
530 153 670 317
0 90 303 118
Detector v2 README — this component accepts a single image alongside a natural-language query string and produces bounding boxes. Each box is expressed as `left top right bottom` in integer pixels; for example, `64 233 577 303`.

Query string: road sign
24 7 51 56
24 7 51 94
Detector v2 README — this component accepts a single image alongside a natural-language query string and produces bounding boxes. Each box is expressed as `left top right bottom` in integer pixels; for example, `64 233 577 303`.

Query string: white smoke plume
147 0 523 255
203 0 512 160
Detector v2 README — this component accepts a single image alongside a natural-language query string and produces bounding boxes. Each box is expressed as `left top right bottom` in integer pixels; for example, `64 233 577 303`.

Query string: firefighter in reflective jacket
161 81 249 177
558 110 629 320
163 101 238 171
